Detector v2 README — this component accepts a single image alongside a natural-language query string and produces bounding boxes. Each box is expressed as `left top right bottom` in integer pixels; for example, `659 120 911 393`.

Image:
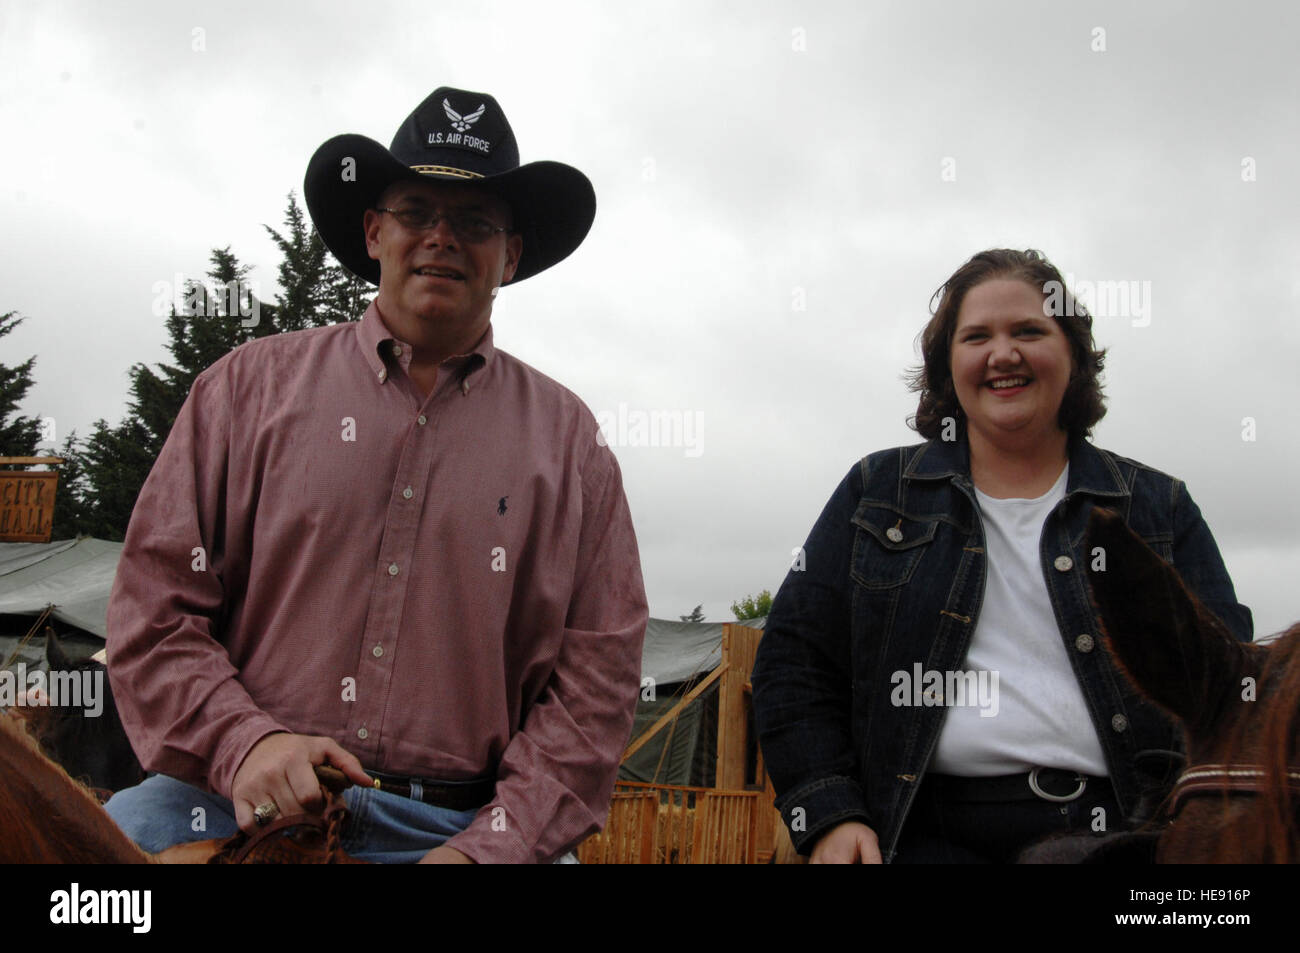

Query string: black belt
365 770 495 811
925 768 1108 804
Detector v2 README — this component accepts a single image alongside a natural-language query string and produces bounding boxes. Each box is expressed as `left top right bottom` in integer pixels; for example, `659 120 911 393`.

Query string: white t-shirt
930 464 1109 777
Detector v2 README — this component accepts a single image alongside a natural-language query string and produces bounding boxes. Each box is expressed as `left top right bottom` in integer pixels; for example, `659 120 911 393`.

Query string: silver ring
1027 767 1087 803
253 801 280 825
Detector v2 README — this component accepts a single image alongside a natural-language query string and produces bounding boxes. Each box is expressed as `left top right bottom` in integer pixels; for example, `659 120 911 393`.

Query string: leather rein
207 765 358 864
1167 763 1300 817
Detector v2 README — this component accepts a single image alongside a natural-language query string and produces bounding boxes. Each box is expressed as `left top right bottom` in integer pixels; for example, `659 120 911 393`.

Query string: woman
751 249 1253 863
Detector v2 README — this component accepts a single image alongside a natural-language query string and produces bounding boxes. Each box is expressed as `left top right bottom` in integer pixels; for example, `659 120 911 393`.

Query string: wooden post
715 623 763 789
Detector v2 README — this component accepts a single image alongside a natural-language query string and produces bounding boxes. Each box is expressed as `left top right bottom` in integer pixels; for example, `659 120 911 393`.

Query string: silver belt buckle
1028 766 1087 802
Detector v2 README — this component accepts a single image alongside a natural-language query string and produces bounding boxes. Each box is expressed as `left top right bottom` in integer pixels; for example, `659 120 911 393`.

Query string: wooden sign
0 457 62 543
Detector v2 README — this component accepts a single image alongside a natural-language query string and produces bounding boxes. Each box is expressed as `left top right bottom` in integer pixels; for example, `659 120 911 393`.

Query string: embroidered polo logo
444 99 485 133
498 496 508 516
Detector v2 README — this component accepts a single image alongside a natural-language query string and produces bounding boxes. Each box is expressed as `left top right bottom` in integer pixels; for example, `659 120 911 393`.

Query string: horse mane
0 712 152 863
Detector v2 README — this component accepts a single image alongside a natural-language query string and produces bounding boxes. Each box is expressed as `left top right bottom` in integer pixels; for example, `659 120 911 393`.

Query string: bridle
1167 763 1300 817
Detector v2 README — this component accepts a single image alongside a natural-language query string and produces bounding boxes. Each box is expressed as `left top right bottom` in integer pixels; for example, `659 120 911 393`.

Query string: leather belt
365 770 495 812
925 768 1104 804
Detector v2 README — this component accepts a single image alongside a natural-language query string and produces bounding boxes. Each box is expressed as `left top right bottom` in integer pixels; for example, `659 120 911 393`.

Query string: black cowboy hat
304 87 595 285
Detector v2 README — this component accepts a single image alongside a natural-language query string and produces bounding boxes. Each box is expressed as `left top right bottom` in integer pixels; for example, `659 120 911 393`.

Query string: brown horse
0 712 363 863
1086 507 1300 863
0 708 153 862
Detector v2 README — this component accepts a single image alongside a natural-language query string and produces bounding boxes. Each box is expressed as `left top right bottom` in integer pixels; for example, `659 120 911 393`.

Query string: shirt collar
355 300 496 388
905 431 1128 499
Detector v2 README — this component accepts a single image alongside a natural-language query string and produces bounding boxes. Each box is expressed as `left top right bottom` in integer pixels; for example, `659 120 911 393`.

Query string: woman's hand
810 821 882 864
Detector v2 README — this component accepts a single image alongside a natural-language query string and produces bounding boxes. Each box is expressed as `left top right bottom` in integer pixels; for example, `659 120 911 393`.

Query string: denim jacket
751 435 1252 861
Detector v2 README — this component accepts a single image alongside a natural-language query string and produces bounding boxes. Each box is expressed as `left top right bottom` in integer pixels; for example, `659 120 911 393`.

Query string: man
104 87 648 863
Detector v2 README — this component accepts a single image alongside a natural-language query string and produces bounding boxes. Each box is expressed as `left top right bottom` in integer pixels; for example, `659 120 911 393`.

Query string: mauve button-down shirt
106 302 648 863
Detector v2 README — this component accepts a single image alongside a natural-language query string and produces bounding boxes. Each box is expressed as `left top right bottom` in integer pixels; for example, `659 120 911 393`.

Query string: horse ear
44 628 72 671
1085 508 1242 736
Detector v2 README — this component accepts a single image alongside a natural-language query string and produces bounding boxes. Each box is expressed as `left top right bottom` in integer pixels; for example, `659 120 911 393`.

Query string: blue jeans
105 774 477 863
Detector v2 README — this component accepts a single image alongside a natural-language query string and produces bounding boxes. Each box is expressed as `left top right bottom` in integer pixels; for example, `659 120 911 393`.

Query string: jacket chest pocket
850 506 939 590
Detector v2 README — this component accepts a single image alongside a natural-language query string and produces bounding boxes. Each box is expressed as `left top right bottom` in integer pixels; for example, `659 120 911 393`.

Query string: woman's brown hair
907 248 1107 440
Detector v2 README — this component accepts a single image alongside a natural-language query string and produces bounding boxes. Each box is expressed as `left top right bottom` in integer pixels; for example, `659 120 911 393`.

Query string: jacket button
887 527 904 543
1054 555 1073 572
1075 634 1095 652
1111 714 1128 732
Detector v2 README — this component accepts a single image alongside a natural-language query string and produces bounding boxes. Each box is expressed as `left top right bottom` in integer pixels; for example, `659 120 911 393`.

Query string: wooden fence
576 623 802 863
577 781 762 864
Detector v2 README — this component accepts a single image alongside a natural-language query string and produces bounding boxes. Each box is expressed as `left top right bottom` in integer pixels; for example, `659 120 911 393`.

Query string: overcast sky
2 0 1297 636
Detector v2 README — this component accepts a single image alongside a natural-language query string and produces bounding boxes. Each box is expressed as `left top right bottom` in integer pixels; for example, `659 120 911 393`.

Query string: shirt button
392 343 403 357
1075 633 1095 653
372 645 384 658
378 368 387 383
402 486 413 499
1054 555 1073 572
417 414 428 426
886 527 904 543
1111 714 1128 733
387 563 399 576
357 727 369 740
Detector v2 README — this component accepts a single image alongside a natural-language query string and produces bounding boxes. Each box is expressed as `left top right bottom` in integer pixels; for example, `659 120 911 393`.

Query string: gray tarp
0 537 121 639
641 618 725 686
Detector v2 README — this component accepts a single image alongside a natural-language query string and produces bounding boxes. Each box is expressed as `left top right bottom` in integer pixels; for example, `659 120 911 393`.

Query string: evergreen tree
129 248 265 460
78 418 155 540
320 257 373 325
265 191 368 328
680 604 705 623
0 312 43 463
264 192 331 331
48 432 96 540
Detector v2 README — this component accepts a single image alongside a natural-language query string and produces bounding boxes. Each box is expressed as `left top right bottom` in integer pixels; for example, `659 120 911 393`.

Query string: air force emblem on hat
444 99 486 133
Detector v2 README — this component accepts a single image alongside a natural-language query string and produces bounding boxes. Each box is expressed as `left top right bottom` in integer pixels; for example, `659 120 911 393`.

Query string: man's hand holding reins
230 732 372 832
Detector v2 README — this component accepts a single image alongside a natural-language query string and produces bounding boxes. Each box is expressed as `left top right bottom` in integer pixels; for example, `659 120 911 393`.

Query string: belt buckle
1027 767 1087 803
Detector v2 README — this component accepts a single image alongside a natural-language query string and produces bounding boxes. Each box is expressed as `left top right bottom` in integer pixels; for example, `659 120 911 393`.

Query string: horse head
22 630 144 797
1086 507 1300 862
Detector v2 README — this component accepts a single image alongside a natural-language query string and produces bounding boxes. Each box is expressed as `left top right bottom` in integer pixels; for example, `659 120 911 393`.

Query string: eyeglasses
375 207 508 243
